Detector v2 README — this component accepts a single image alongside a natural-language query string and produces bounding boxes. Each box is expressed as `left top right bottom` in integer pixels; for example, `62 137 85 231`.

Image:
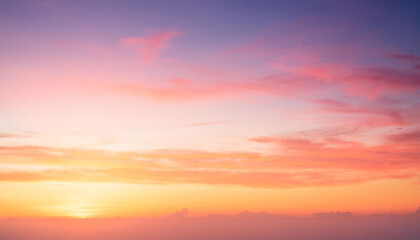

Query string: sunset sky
1 0 420 223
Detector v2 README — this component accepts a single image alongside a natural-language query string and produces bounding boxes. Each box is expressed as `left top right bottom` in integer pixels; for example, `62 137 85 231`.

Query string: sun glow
0 0 419 228
55 201 96 218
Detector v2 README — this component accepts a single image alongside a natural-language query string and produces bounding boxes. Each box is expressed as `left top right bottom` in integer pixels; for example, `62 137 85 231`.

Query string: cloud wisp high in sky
120 29 183 65
0 0 419 239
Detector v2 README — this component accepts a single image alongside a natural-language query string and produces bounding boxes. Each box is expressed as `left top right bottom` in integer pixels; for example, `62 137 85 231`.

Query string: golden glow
1 0 419 221
54 200 96 218
1 179 419 218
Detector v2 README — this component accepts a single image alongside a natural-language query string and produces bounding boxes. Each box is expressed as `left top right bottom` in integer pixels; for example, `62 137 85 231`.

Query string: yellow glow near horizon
1 179 419 218
54 201 96 218
1 0 420 224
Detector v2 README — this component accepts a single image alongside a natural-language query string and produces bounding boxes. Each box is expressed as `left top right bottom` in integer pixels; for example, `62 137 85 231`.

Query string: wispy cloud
1 140 418 188
386 53 420 64
0 133 27 138
120 29 183 65
387 128 420 143
160 121 228 129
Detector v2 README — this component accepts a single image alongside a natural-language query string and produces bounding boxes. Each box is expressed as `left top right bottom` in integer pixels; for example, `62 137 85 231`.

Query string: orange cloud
0 141 418 188
89 77 283 102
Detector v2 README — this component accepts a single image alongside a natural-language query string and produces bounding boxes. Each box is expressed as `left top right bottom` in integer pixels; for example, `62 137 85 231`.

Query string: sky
0 0 420 230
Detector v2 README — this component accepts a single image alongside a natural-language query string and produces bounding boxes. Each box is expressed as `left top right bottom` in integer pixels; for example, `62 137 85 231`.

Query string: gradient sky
1 0 420 219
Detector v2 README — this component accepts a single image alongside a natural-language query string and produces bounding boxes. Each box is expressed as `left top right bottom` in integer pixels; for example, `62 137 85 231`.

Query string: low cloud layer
0 136 418 188
1 209 419 240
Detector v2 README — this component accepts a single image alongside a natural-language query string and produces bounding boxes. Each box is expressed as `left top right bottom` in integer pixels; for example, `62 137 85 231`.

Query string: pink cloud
311 98 406 126
342 66 420 98
250 132 420 172
162 121 228 129
387 129 420 144
0 133 27 138
386 53 420 64
270 52 420 98
120 29 183 65
222 25 420 99
107 48 420 102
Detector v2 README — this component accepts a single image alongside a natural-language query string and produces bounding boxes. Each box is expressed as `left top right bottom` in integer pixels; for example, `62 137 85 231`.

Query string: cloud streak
120 29 183 65
0 140 418 188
